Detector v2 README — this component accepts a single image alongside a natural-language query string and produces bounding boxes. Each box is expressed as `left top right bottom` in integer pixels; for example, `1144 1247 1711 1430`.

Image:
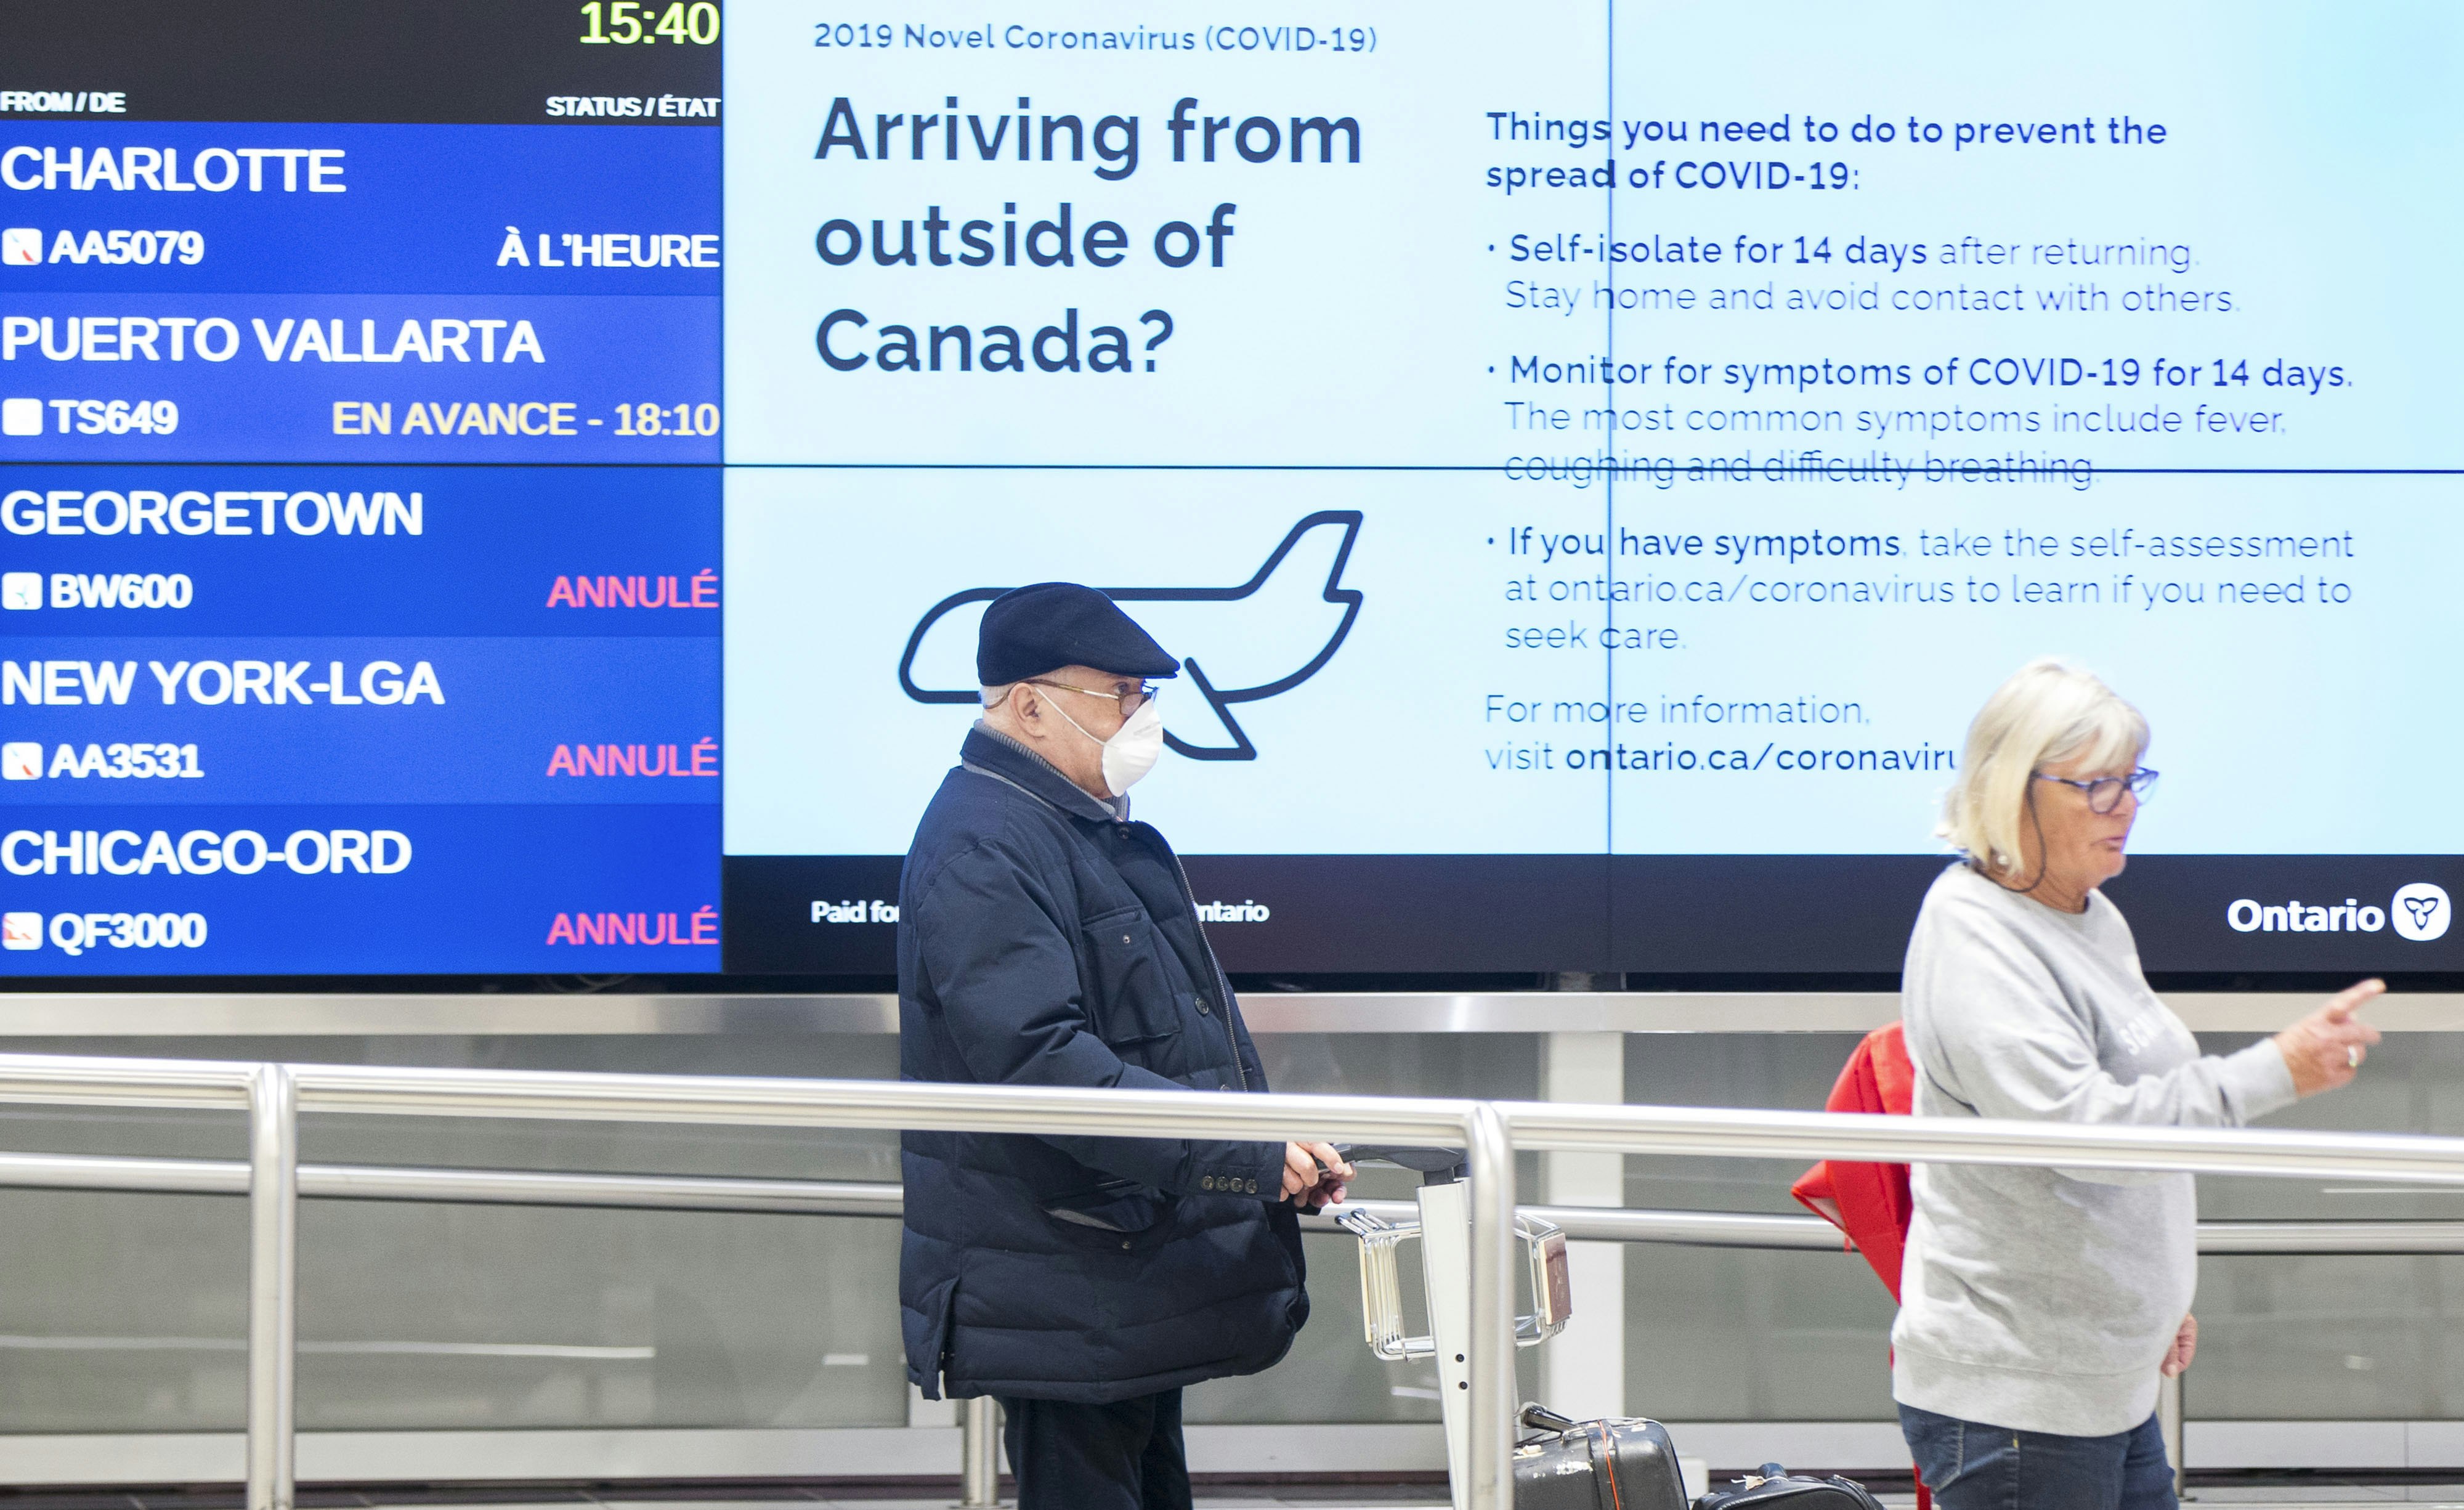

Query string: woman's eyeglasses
2034 768 2158 813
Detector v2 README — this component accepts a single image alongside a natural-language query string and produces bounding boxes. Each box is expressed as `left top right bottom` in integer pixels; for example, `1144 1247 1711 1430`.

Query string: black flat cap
978 582 1179 684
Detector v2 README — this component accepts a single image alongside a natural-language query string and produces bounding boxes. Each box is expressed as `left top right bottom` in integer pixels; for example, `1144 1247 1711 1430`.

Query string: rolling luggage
1511 1403 1688 1510
1326 1144 1884 1510
1695 1462 1887 1508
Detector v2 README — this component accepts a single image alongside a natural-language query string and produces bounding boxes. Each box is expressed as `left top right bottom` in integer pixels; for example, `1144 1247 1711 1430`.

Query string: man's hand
2160 1313 2197 1378
1283 1141 1355 1204
2276 979 2385 1097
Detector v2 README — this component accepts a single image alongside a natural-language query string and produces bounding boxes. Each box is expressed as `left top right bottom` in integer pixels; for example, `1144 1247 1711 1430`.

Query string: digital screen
5 1 2459 978
0 1 721 972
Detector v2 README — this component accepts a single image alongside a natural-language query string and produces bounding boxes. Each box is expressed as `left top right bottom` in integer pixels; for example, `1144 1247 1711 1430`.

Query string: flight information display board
6 0 2460 980
0 1 719 973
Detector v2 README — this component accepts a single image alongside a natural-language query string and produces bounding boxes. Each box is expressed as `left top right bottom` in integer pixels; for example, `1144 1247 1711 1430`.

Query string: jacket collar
962 723 1125 824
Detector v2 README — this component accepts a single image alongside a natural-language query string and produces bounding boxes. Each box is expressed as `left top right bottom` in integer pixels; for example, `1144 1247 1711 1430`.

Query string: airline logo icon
0 574 38 611
2393 882 2452 943
1 744 38 781
1 229 37 266
1 912 38 950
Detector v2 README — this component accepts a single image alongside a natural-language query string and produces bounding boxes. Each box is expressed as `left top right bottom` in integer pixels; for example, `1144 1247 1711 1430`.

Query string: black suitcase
1694 1462 1885 1508
1511 1403 1688 1509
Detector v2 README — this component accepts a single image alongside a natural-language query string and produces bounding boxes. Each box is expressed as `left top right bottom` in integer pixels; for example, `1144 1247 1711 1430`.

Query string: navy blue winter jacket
896 725 1308 1402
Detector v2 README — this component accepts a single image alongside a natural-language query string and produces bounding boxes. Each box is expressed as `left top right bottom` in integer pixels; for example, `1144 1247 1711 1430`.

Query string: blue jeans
1900 1402 2174 1510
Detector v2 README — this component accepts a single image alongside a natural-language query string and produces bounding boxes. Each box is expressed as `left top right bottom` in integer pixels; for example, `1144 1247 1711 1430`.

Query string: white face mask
1045 691 1165 795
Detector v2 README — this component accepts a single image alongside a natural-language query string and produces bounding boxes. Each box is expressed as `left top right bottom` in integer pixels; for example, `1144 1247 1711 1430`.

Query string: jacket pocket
1044 1176 1168 1235
1080 905 1181 1045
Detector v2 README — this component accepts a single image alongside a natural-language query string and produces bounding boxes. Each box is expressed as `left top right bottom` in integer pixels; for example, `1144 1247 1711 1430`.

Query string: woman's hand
2160 1313 2197 1378
2275 979 2386 1097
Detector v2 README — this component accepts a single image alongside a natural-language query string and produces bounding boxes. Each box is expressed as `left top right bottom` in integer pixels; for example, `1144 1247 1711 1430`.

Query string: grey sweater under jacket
1891 862 2297 1438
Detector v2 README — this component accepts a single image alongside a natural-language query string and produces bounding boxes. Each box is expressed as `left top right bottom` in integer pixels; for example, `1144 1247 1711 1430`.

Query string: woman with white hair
1894 657 2382 1510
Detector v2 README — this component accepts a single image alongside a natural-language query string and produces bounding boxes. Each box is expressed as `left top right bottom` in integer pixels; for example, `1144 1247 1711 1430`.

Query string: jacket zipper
1162 838 1249 1090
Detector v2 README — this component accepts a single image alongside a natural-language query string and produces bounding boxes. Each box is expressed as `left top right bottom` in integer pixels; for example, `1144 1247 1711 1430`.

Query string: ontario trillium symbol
2391 882 2453 942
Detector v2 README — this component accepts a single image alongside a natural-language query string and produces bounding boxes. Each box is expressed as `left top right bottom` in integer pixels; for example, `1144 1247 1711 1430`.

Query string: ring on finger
2348 1045 2363 1070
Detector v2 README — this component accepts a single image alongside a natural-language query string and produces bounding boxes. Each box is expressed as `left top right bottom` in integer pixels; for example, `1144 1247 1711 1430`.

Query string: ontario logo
2226 883 2449 941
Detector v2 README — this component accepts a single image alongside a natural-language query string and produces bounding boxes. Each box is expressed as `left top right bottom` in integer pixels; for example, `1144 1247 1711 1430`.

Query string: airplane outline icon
895 509 1364 761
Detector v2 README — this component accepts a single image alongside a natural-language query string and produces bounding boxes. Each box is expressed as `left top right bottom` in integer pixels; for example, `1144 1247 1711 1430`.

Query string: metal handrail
1504 1099 2464 1185
15 1148 2464 1248
284 1060 1480 1137
0 1148 249 1195
0 1050 254 1107
303 1163 909 1216
10 1054 2464 1509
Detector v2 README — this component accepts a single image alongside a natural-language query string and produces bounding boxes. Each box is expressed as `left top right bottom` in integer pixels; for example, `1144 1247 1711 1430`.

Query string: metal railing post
246 1063 298 1510
2158 1370 2186 1497
960 1395 1001 1506
1465 1102 1515 1510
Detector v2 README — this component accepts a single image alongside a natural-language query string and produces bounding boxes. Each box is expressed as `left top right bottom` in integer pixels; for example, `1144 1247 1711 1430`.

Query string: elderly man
896 582 1351 1510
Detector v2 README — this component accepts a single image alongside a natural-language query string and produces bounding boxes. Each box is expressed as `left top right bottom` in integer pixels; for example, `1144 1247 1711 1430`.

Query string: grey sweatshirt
1891 862 2296 1437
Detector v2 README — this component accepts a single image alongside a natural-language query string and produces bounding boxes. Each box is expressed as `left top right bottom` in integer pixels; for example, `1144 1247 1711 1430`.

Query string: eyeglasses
1027 680 1161 716
2034 767 2158 814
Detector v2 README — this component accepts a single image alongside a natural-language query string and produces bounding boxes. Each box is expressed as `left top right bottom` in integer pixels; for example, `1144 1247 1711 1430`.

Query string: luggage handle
1335 1206 1572 1360
1332 1143 1469 1185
